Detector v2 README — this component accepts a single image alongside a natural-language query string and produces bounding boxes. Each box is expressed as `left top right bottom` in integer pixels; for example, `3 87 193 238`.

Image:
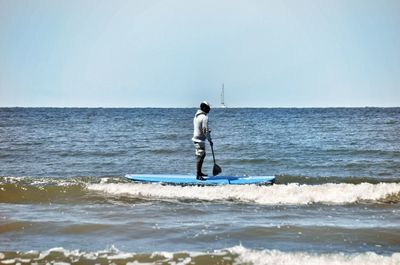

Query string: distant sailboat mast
221 83 227 108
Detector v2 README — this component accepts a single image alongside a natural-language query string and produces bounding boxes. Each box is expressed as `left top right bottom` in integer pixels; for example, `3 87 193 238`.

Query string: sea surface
0 107 399 265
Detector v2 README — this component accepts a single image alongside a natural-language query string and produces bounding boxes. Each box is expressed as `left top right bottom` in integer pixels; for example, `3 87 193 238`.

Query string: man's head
200 101 211 113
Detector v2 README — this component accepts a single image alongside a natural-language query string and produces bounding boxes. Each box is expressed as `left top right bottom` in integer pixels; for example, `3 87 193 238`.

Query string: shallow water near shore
1 107 399 264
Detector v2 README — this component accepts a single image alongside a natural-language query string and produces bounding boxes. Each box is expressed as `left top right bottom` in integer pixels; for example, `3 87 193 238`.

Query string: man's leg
194 142 207 180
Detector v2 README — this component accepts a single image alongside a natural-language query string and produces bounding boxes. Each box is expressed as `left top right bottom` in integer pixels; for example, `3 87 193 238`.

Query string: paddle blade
213 164 222 176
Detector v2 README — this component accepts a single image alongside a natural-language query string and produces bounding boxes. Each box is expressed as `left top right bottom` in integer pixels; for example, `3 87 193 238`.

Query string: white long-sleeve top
192 110 212 143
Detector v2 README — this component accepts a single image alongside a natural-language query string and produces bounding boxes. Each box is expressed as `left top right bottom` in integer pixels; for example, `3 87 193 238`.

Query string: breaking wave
1 176 400 205
0 246 399 265
87 182 400 205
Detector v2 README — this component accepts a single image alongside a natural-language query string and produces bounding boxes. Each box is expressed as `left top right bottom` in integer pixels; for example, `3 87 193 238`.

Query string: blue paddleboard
125 174 275 185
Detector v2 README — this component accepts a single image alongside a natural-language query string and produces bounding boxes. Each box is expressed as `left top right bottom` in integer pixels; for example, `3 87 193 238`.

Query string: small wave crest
87 182 400 205
0 246 399 265
0 176 122 204
228 246 400 265
275 175 400 185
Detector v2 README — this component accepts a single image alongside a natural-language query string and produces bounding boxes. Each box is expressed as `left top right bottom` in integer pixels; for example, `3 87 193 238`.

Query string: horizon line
0 105 399 109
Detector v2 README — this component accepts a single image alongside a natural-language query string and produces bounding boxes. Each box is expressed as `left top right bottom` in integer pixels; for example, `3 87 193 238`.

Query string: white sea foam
3 246 399 265
228 245 400 265
87 182 400 205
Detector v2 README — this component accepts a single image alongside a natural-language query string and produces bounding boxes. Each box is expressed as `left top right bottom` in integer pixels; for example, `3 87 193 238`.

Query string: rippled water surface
0 107 399 264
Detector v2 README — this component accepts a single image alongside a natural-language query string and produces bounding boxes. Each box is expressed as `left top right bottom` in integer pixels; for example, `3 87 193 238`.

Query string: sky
0 0 399 107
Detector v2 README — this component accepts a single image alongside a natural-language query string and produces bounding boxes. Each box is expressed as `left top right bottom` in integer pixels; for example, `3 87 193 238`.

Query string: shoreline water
1 246 400 265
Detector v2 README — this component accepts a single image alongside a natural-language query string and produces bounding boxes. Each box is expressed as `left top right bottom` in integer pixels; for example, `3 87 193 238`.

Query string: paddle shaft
211 144 216 164
210 139 222 175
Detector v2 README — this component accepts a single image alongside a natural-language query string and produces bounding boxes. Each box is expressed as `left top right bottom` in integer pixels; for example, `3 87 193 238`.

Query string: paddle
210 144 222 176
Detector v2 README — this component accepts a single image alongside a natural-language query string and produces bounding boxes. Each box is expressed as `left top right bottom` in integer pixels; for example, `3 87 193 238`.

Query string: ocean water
0 107 399 265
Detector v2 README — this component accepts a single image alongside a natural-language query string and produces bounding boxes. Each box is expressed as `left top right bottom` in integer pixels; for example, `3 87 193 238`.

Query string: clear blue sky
0 0 399 107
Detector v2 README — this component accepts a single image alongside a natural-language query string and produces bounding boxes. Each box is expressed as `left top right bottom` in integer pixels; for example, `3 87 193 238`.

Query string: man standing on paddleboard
192 101 213 180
